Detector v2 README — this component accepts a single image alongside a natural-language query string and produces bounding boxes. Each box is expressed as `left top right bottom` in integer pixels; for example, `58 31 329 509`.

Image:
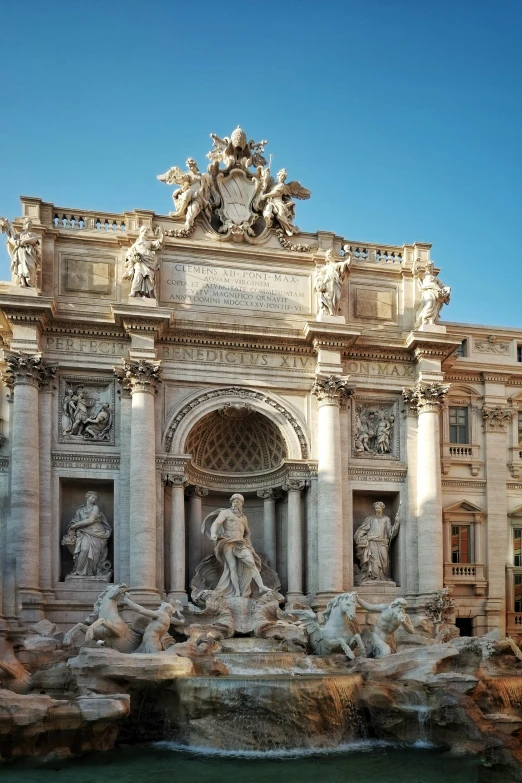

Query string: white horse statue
293 591 366 660
64 583 141 653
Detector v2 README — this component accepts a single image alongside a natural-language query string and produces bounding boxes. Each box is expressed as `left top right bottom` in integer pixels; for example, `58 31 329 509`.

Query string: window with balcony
515 574 522 613
449 406 469 444
514 527 522 567
451 525 471 563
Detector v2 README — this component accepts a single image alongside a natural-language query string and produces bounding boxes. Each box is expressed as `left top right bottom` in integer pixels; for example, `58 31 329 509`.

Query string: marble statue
0 216 41 288
122 595 185 653
0 620 31 693
354 501 399 583
252 591 308 648
202 494 271 599
258 168 311 236
314 249 351 316
61 491 112 580
354 405 395 456
357 596 414 657
64 583 141 653
413 259 451 326
157 158 213 230
123 225 165 298
207 126 268 171
293 592 367 660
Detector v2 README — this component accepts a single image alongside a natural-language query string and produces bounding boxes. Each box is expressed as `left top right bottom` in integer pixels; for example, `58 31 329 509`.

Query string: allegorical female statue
62 491 112 579
413 259 451 326
123 225 165 298
354 501 399 583
314 249 351 316
0 217 41 288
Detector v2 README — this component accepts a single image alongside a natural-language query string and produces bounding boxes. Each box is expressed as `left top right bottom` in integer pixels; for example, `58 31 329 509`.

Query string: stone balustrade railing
344 243 403 264
51 210 127 233
444 562 486 595
449 446 474 458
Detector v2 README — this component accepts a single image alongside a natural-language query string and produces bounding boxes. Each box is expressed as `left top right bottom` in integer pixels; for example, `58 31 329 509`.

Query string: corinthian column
282 480 307 604
312 375 353 602
187 486 208 582
114 359 161 598
2 352 56 620
163 473 189 602
403 382 449 595
257 489 279 568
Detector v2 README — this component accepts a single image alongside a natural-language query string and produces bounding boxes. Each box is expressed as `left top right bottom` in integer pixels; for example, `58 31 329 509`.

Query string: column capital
282 479 308 493
312 374 353 405
402 382 449 414
113 358 162 395
187 485 208 499
257 488 282 500
162 473 189 488
482 405 514 432
1 351 57 389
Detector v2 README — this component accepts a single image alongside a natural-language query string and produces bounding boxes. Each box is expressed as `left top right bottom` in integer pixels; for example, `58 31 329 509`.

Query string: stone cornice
51 452 120 470
113 359 162 395
160 333 313 355
481 372 512 384
343 346 414 363
347 467 407 483
44 324 127 339
304 322 360 349
122 318 166 340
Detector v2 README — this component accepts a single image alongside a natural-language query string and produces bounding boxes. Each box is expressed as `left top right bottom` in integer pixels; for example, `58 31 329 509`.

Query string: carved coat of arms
157 126 311 246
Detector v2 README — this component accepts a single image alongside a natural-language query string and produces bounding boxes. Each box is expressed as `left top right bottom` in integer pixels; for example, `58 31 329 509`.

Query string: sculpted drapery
62 492 112 578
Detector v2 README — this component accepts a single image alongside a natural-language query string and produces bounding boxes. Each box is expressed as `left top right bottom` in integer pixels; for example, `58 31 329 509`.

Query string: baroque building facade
0 127 521 638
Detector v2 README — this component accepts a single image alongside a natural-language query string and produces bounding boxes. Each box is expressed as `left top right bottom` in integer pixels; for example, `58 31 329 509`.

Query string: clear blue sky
1 0 521 327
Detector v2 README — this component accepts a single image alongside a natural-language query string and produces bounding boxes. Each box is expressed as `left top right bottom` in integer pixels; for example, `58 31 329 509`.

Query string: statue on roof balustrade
0 217 41 288
123 225 165 298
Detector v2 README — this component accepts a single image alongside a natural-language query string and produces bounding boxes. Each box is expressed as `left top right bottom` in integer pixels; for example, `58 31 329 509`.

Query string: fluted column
403 382 448 595
38 368 55 601
163 473 189 602
114 359 161 598
187 486 208 582
257 489 279 568
282 480 307 603
2 352 56 620
312 375 353 602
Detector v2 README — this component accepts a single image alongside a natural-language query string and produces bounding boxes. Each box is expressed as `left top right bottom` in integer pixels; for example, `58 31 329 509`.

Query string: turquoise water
0 743 480 782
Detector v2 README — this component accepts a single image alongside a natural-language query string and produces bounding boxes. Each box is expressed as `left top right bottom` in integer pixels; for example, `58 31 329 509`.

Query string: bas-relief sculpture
314 249 351 316
353 404 395 456
61 382 113 442
0 216 41 288
354 501 399 583
123 225 165 298
357 596 414 657
61 491 112 580
413 258 451 326
158 126 311 243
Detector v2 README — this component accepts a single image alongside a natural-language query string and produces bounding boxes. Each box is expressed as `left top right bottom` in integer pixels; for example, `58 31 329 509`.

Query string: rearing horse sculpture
293 591 366 660
64 583 141 653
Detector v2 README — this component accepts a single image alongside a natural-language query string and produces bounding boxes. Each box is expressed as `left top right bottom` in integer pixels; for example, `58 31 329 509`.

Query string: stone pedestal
114 359 161 599
312 375 353 603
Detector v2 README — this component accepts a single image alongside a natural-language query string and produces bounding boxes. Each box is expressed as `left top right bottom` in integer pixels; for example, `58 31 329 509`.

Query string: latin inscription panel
161 260 312 315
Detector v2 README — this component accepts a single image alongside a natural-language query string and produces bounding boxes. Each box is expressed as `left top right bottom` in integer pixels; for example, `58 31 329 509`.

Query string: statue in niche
198 494 272 599
258 167 311 236
314 249 351 316
413 259 451 326
0 216 41 288
357 596 414 657
61 491 112 580
122 594 185 653
123 225 165 298
157 158 213 230
354 405 395 456
354 501 399 583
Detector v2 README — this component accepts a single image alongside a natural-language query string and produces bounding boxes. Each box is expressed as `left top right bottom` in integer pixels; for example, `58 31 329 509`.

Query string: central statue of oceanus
191 494 280 600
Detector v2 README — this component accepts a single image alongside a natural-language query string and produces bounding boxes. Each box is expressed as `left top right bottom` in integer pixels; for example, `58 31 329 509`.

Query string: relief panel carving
352 398 400 460
59 376 115 446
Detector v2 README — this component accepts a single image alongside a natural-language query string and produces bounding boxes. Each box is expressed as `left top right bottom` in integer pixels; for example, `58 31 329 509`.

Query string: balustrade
52 211 126 232
345 243 403 264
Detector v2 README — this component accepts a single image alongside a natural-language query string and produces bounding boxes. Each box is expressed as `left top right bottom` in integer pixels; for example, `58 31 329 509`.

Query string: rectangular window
455 339 467 358
449 406 469 444
451 525 471 563
514 528 522 567
515 574 522 613
518 345 522 363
